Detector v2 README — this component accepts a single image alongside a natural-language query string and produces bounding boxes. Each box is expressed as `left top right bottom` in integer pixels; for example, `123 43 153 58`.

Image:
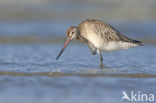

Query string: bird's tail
121 37 143 49
130 39 143 46
119 34 143 46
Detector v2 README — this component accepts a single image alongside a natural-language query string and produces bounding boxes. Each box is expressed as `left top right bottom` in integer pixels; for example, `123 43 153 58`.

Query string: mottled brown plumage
57 19 143 66
78 19 142 45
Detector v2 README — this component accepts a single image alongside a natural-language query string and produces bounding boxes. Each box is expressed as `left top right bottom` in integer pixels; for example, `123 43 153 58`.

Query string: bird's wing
79 19 121 41
93 20 126 41
93 20 142 45
79 19 142 45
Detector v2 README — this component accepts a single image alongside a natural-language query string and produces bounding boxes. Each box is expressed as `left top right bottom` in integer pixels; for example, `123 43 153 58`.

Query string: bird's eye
71 31 74 34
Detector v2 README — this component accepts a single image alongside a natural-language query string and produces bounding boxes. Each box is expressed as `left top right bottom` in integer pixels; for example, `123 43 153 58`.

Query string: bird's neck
76 34 88 43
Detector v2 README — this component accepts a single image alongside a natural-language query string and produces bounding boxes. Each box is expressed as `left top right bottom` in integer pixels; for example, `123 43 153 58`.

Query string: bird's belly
101 41 132 52
86 34 125 52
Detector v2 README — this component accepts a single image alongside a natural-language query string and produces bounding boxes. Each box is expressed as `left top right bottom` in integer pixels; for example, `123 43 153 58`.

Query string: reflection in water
99 64 110 69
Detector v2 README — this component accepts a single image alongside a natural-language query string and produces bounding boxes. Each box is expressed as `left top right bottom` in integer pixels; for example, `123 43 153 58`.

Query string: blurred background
0 0 156 42
0 0 156 103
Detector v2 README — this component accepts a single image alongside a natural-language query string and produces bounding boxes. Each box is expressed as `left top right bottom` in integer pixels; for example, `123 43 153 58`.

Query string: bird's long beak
56 38 70 60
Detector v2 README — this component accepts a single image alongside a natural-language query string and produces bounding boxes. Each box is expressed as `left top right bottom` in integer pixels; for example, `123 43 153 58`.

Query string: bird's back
78 19 142 52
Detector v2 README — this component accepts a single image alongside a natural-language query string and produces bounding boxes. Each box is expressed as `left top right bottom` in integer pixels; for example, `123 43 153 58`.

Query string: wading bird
56 19 143 66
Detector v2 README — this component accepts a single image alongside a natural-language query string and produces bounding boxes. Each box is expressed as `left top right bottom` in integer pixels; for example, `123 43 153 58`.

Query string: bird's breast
80 23 104 48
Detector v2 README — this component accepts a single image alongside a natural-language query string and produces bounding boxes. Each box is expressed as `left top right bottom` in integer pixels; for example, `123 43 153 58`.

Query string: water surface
0 43 156 103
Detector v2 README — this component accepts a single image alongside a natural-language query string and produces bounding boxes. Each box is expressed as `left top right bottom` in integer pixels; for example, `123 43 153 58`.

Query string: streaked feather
79 19 143 46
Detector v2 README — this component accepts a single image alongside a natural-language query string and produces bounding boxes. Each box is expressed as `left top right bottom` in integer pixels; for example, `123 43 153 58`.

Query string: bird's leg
89 47 96 55
97 50 103 67
88 43 96 55
88 45 96 55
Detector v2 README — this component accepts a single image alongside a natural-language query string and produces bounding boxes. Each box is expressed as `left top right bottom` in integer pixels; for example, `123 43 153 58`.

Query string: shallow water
0 43 156 103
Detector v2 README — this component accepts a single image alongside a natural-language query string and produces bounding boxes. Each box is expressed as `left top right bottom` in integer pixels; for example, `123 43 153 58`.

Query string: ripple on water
0 44 156 103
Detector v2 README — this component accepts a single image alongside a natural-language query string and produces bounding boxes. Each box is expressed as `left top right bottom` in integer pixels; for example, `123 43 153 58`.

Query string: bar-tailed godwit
56 19 143 66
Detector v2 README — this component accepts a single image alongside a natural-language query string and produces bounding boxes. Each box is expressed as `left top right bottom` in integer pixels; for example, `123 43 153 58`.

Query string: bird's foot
99 64 109 69
99 64 104 69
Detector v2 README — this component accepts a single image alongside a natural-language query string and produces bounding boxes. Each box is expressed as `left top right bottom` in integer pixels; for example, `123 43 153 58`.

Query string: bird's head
66 26 79 40
56 26 79 60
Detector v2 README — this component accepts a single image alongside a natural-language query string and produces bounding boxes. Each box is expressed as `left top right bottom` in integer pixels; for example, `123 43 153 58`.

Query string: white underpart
87 33 138 52
101 41 138 52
